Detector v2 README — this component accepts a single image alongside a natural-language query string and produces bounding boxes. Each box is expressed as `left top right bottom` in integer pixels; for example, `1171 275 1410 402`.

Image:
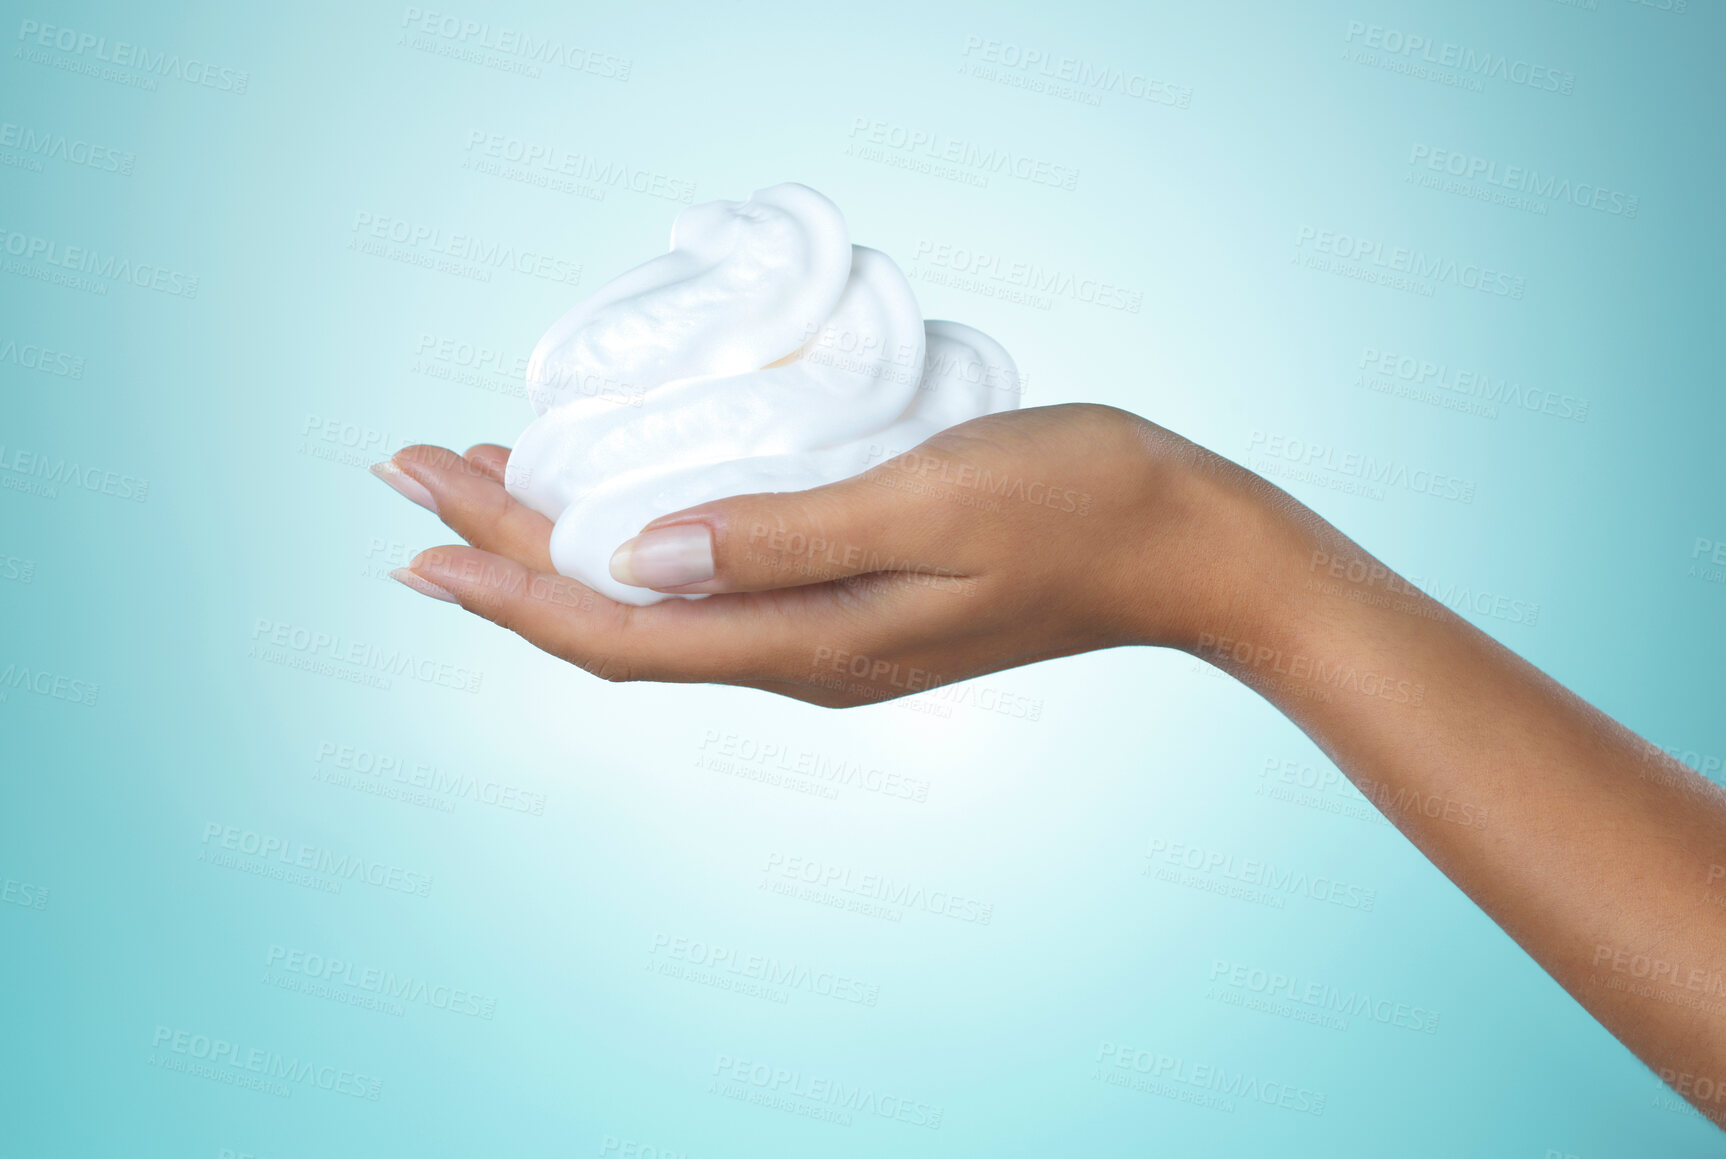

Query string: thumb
607 468 971 594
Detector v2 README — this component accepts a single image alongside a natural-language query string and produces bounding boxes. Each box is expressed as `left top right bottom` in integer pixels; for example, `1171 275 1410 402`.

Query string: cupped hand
373 404 1281 706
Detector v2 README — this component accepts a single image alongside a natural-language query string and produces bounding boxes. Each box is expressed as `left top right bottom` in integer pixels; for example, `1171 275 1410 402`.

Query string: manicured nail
609 524 715 589
389 568 458 603
370 459 437 514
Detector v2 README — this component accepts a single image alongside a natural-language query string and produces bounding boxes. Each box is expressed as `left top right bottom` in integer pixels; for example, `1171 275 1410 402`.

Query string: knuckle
482 477 516 522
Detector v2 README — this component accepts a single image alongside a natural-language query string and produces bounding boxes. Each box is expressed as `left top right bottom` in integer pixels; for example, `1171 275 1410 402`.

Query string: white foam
506 183 1021 606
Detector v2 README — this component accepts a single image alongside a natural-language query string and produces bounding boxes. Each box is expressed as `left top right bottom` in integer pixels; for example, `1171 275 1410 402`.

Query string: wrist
1121 437 1335 656
1193 490 1330 660
1166 453 1441 717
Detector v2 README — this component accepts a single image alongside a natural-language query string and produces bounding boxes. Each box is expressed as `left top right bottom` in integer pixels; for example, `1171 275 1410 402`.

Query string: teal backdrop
3 0 1724 1155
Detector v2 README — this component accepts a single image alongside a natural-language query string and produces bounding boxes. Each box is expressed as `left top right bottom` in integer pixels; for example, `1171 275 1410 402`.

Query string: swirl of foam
506 183 1021 606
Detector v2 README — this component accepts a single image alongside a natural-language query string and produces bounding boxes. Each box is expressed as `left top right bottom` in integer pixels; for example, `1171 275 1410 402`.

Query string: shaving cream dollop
507 182 1021 605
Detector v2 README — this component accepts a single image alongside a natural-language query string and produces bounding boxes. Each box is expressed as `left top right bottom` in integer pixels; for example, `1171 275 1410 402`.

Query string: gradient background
4 1 1724 1155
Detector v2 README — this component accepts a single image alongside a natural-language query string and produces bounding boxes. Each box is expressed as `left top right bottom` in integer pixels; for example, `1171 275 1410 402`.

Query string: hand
377 398 1726 1130
374 404 1283 705
378 401 1726 1131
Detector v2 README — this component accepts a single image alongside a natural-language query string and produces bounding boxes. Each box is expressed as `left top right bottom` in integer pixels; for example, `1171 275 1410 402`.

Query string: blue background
3 0 1723 1155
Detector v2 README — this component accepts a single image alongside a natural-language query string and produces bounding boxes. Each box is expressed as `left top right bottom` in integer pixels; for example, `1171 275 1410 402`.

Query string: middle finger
387 444 557 573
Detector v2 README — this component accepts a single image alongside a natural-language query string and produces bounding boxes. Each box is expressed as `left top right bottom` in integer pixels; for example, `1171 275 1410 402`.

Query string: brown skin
386 403 1726 1126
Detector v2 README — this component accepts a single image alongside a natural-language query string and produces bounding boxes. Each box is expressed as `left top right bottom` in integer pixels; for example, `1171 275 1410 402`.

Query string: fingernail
389 568 458 604
610 524 715 589
370 459 437 514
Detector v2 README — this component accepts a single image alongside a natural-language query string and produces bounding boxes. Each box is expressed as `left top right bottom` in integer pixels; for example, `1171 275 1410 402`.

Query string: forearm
1177 467 1726 1125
